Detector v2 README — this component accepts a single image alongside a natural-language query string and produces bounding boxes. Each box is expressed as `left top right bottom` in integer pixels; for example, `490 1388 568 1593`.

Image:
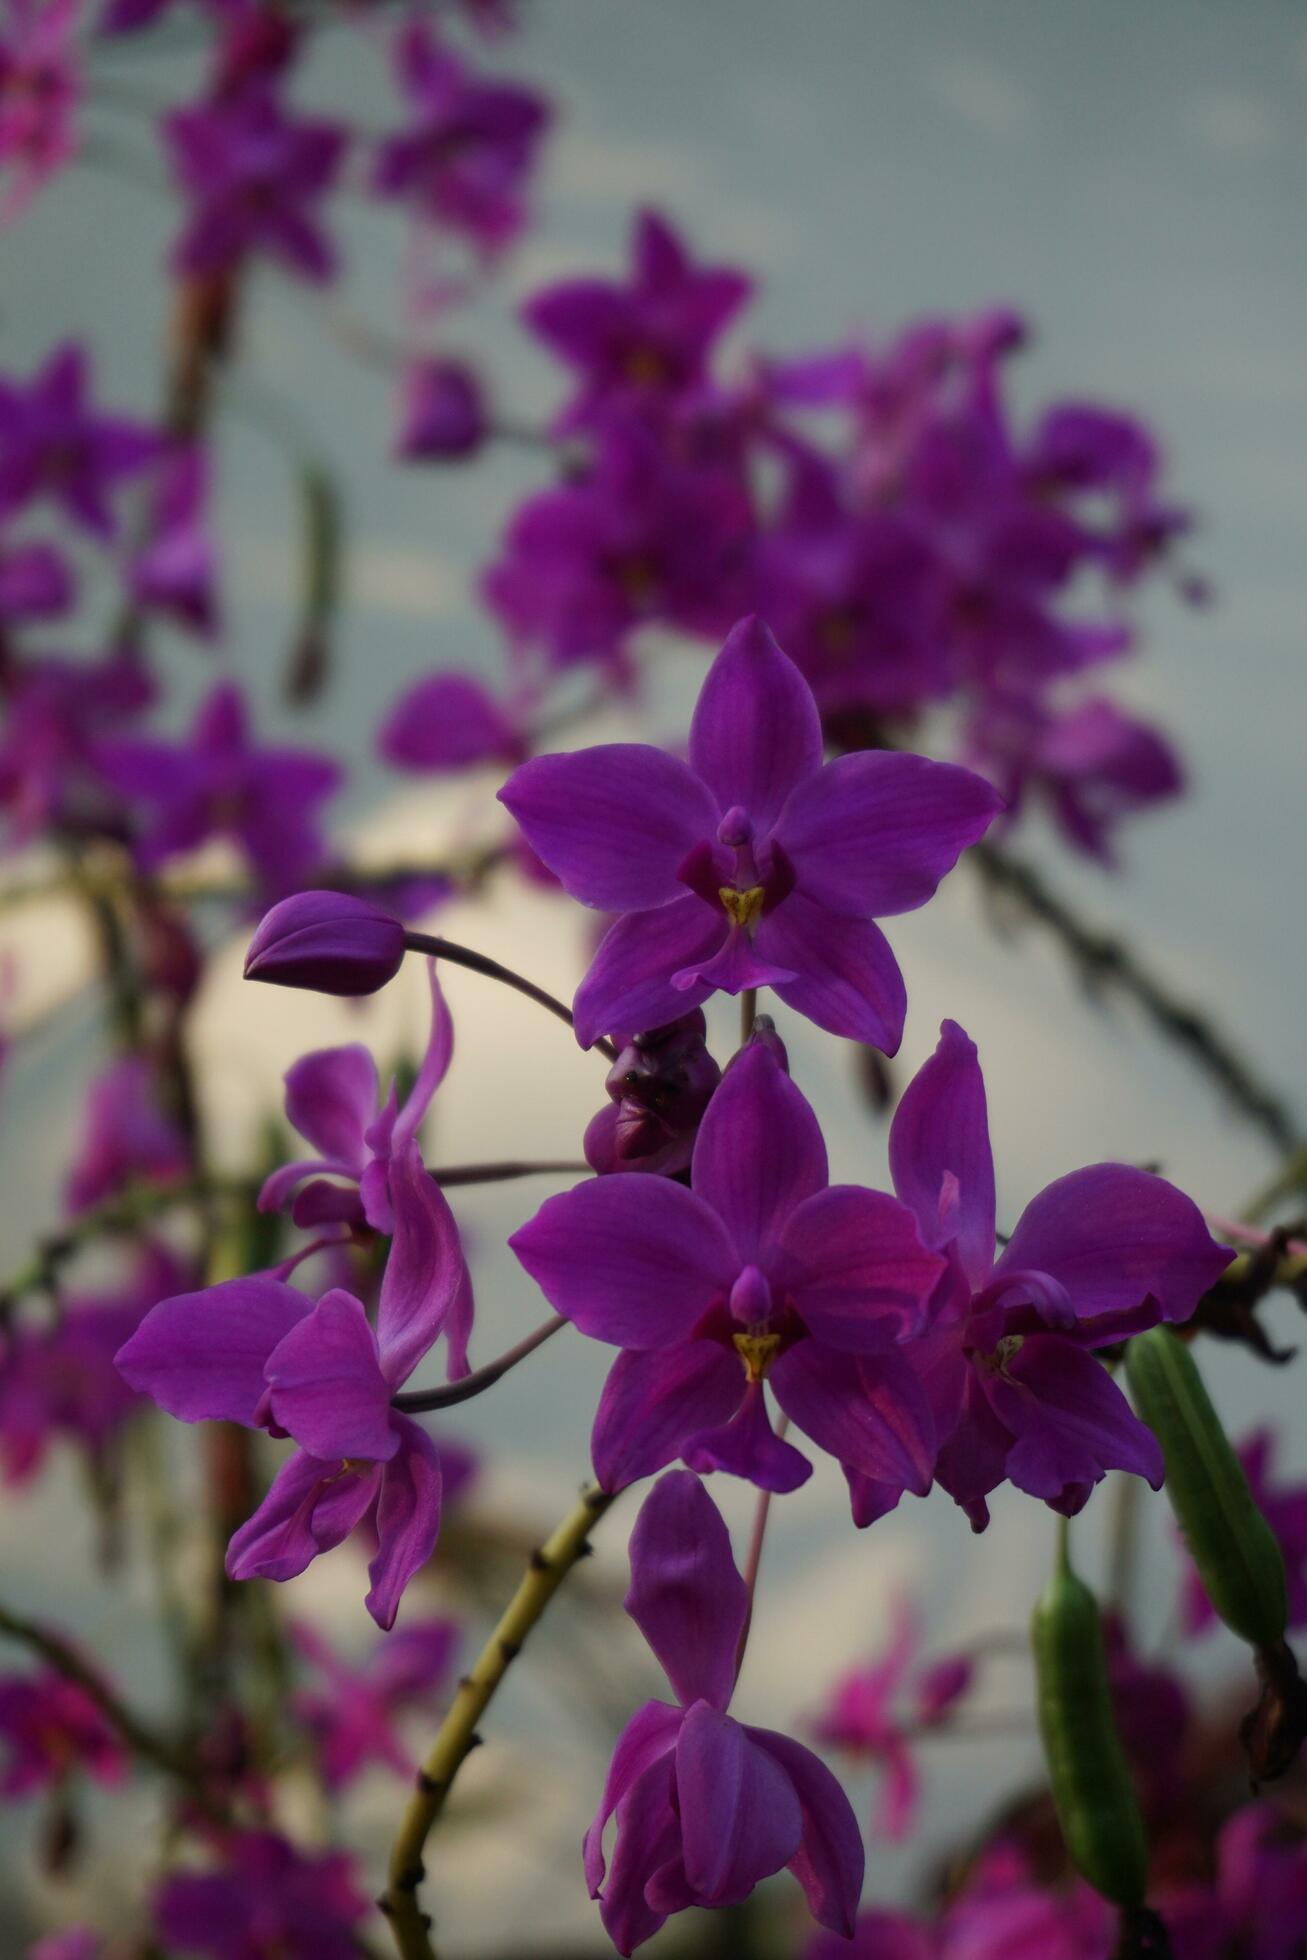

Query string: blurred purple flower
0 651 151 847
881 1019 1230 1530
64 1053 190 1217
378 669 523 774
100 680 341 894
0 0 80 224
0 343 159 538
586 1471 863 1953
0 1665 125 1798
154 1831 370 1959
0 538 75 623
583 1010 721 1178
289 1615 458 1791
130 444 220 637
117 1146 469 1626
371 21 549 255
1180 1429 1307 1638
500 616 1000 1049
523 209 750 433
394 359 488 462
164 83 346 284
513 1039 943 1500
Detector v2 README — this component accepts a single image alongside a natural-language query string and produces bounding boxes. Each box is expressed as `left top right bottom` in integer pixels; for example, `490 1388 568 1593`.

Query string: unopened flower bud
244 891 406 997
584 1011 721 1177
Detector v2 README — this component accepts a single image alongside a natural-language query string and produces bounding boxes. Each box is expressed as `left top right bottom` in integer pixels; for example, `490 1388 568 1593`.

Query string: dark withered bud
584 1011 721 1177
1241 1637 1307 1785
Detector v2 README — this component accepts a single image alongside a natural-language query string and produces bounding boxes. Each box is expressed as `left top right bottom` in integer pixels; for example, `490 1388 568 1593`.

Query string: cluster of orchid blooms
2 1 1306 1958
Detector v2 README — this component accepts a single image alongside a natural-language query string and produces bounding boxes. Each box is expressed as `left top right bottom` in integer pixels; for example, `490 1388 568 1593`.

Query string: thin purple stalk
403 931 617 1061
392 1315 568 1414
733 1413 789 1683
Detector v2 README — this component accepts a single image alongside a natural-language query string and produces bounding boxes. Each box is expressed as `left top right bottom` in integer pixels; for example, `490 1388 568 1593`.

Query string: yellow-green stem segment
380 1483 617 1960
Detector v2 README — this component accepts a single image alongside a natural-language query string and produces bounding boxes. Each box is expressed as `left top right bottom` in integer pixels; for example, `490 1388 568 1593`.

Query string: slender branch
734 1413 788 1682
970 838 1300 1156
0 1601 221 1815
403 932 617 1061
431 1160 587 1188
392 1316 568 1413
380 1484 618 1959
0 1175 256 1310
740 987 757 1046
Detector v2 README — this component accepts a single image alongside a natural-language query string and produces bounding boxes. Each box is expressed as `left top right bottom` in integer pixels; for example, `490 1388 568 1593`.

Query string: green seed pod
1125 1326 1287 1649
1033 1560 1148 1908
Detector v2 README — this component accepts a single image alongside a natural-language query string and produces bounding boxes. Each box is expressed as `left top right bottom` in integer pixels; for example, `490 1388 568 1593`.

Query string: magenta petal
989 1335 1165 1502
365 1415 443 1629
583 1700 683 1896
595 1755 678 1957
778 1186 945 1349
115 1277 311 1425
757 895 907 1052
688 617 823 832
774 751 1002 918
691 1043 827 1261
390 961 454 1157
744 1725 865 1935
573 898 723 1049
683 1381 813 1493
498 745 717 910
994 1164 1231 1333
771 1344 935 1493
283 1044 376 1166
889 1020 996 1283
676 1703 803 1905
625 1471 749 1712
376 1145 468 1385
511 1176 735 1349
592 1343 743 1491
672 925 797 997
227 1450 380 1585
265 1291 397 1462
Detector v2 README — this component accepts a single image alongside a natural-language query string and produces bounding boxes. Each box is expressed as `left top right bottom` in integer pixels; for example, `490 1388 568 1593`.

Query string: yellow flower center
733 1330 781 1383
719 884 765 930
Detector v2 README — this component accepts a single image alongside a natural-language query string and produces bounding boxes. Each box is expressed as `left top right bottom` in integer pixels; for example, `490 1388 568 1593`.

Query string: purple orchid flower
512 1038 944 1500
0 1665 125 1799
482 421 752 679
586 1471 863 1953
258 959 462 1251
0 0 81 225
130 443 220 637
116 1147 469 1627
881 1020 1231 1530
935 1840 1115 1960
583 1011 722 1179
289 1615 458 1792
499 615 1001 1050
522 208 751 434
0 538 75 623
99 680 341 895
371 20 549 256
164 82 346 284
0 343 160 539
378 669 524 774
1180 1428 1307 1638
0 650 152 848
63 1054 190 1218
0 1245 189 1486
394 358 488 462
154 1831 370 1960
812 1597 973 1842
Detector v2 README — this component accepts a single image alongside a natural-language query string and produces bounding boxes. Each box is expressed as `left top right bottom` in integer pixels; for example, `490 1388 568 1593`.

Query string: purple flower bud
395 360 488 462
244 891 407 997
583 1011 721 1177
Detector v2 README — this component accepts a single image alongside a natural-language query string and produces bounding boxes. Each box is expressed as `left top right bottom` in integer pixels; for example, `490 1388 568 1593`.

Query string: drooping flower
583 1010 722 1178
881 1020 1231 1529
130 443 220 637
154 1831 370 1960
812 1597 973 1841
100 680 341 894
0 0 81 225
1180 1429 1307 1638
116 1147 470 1627
522 208 751 433
244 889 407 996
513 1038 943 1501
499 615 1002 1049
0 1664 125 1798
371 20 549 256
163 83 346 284
377 669 523 774
289 1615 458 1792
586 1471 863 1953
63 1053 190 1217
258 959 462 1249
0 343 159 538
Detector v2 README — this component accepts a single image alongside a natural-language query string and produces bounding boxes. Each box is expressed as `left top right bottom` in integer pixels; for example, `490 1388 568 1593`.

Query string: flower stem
392 1316 568 1414
403 932 617 1061
734 1414 788 1683
380 1484 617 1960
740 987 758 1046
0 1174 255 1308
